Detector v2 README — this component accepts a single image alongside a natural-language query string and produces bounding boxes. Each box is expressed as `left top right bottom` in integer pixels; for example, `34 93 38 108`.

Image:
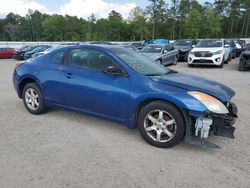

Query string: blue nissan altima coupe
13 45 238 148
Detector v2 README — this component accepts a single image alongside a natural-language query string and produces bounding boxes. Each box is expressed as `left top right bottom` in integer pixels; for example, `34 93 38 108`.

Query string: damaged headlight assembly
188 91 229 139
188 91 228 114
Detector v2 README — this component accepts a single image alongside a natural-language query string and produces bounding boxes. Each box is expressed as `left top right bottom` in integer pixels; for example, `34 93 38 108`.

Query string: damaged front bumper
184 102 238 148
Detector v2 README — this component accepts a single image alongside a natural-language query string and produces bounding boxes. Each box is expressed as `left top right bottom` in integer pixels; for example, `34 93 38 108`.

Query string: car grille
193 60 214 64
194 51 213 57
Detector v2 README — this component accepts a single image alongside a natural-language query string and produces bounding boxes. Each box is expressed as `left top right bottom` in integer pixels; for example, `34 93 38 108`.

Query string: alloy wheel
25 88 40 111
143 109 177 143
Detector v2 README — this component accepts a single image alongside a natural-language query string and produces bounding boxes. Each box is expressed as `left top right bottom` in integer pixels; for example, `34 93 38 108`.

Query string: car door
163 45 176 65
38 49 68 106
60 47 131 121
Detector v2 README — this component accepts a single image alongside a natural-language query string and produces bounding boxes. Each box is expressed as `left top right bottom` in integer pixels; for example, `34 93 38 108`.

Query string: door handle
64 73 74 79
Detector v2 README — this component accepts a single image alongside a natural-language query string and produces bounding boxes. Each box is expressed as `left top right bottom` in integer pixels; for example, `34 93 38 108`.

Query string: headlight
189 51 194 55
188 91 229 114
213 50 223 55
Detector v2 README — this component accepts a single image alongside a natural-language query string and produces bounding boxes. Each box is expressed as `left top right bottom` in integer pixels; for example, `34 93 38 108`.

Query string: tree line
0 0 249 42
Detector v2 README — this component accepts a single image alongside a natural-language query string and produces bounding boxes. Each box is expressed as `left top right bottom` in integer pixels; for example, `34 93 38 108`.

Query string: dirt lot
0 58 249 188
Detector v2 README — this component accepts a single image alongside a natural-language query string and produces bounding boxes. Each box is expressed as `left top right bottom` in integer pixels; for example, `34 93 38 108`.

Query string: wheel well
134 98 186 127
19 78 36 98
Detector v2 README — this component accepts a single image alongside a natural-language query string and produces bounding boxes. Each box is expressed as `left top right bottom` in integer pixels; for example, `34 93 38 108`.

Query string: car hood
173 46 190 51
141 52 161 60
241 51 250 56
191 47 223 53
150 72 235 102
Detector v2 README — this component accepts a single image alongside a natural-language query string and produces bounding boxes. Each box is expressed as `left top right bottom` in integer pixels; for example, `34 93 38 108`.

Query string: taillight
14 61 25 70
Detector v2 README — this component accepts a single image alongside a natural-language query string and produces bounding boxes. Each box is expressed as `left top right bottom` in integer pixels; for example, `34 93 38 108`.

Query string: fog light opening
216 58 221 62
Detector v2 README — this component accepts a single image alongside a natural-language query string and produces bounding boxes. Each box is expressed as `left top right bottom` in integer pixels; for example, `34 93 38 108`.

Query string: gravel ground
0 58 250 188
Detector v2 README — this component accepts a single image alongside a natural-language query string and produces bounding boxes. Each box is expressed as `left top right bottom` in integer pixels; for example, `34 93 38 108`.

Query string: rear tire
229 53 232 61
184 53 189 62
138 101 185 148
22 83 45 115
232 52 236 59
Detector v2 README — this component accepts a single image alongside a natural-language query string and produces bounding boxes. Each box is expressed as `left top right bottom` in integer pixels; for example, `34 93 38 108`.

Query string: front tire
172 55 178 65
219 58 224 68
138 101 185 148
22 83 45 115
238 61 245 71
224 55 229 64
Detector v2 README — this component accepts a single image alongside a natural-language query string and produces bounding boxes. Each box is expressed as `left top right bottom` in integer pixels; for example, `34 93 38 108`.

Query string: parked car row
14 45 51 60
1 38 249 71
124 38 247 68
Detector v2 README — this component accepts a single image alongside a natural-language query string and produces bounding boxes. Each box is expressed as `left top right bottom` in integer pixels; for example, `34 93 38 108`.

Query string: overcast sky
0 0 214 19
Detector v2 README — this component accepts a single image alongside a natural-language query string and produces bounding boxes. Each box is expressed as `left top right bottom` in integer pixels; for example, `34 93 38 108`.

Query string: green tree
108 11 123 41
41 14 65 41
147 0 168 39
87 14 96 41
3 13 22 41
129 7 149 41
94 18 109 41
184 7 201 38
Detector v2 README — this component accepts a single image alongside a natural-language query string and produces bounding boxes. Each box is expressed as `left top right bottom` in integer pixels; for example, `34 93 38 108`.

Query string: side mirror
103 66 124 76
224 44 230 48
163 50 168 54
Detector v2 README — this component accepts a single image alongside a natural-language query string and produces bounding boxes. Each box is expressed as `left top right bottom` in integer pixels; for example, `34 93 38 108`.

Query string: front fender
126 87 208 128
134 91 207 112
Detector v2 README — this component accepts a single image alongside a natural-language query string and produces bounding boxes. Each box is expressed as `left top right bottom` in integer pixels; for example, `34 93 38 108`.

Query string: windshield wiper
146 73 162 76
165 69 178 74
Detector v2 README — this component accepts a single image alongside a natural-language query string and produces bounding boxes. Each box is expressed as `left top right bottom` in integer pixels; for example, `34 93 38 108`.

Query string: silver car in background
140 44 179 66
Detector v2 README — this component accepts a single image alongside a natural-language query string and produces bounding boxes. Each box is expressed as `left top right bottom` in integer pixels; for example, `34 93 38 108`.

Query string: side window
165 45 174 51
51 51 65 65
68 48 117 72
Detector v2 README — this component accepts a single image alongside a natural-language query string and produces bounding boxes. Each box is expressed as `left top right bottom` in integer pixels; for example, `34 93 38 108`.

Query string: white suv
188 39 230 68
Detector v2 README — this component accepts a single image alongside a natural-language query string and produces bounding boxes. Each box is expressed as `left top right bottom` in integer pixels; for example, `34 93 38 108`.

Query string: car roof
144 44 166 47
51 44 127 53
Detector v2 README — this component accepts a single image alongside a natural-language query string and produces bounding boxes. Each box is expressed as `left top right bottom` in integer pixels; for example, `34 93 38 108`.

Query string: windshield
30 47 43 53
23 46 35 52
111 48 168 76
196 40 222 47
141 45 163 53
174 40 191 46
